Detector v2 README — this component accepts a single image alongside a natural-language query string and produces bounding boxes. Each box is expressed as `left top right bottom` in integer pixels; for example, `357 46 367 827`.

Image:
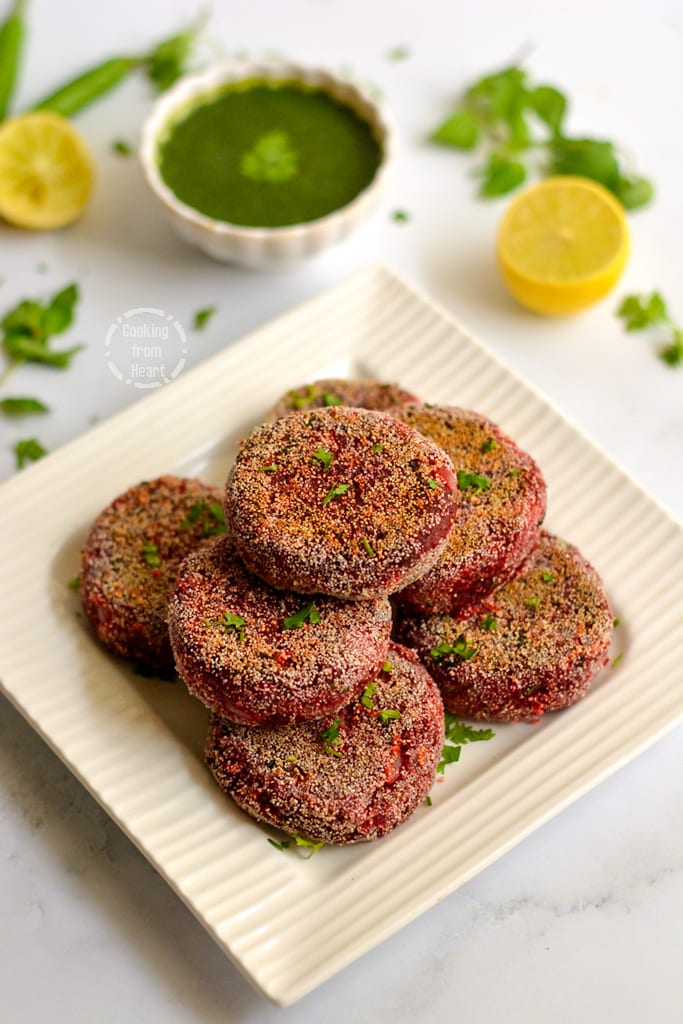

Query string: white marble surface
0 0 681 1020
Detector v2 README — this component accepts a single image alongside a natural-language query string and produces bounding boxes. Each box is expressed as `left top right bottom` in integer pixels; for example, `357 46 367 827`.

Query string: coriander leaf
258 464 279 472
381 661 393 673
617 291 669 331
142 541 161 567
288 385 317 409
661 332 683 367
267 838 291 852
437 744 462 772
0 396 49 416
322 392 342 406
479 153 526 197
530 85 567 136
481 614 497 630
481 437 497 452
360 681 376 708
431 637 477 661
43 283 79 336
193 306 217 331
614 175 654 211
220 612 246 640
112 139 133 157
312 446 334 471
14 437 47 469
180 500 227 536
431 108 480 150
378 708 401 723
240 131 299 184
283 602 320 630
361 536 376 557
525 597 540 611
444 713 495 744
547 136 620 192
322 482 350 506
320 717 342 755
293 835 325 857
457 469 491 493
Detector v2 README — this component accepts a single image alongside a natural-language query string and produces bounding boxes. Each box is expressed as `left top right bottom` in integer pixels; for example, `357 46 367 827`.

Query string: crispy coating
399 531 614 722
205 644 445 844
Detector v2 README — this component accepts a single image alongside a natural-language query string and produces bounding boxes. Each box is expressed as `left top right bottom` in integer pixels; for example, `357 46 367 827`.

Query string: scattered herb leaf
220 612 246 641
293 835 326 857
193 306 217 331
0 396 49 416
430 636 478 661
382 661 393 673
2 283 82 370
392 209 410 223
525 597 540 610
481 437 498 453
360 681 376 709
321 717 342 756
616 291 683 367
611 652 623 669
386 45 411 62
267 838 291 852
371 443 383 453
14 437 47 468
142 541 161 567
378 709 401 723
283 601 320 630
67 575 80 591
322 482 350 506
457 470 491 493
425 795 433 807
540 571 555 583
312 446 334 471
508 467 521 477
481 614 497 630
322 392 342 406
613 617 621 628
112 139 133 156
288 384 317 409
361 536 376 558
437 713 495 773
427 477 441 489
259 464 279 472
180 500 227 536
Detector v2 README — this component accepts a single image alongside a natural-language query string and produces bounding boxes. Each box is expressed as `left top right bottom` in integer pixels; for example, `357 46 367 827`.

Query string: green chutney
157 80 383 228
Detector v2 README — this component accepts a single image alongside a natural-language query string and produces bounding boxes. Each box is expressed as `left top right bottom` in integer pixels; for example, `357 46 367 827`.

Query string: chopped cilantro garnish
112 139 133 156
613 617 621 628
142 541 161 567
427 477 441 489
611 653 623 669
525 597 540 611
481 437 498 452
371 443 383 453
540 571 555 583
392 209 410 223
312 447 334 471
425 795 433 807
382 661 393 673
481 614 497 631
508 468 521 477
180 500 227 536
437 713 495 773
361 536 376 557
67 575 80 591
220 612 246 640
267 838 291 852
193 306 217 331
322 392 342 406
321 717 342 756
430 636 477 661
258 464 278 472
14 437 47 468
283 601 320 630
322 482 350 506
293 835 326 857
360 681 377 708
457 470 491 493
378 709 401 723
288 384 317 409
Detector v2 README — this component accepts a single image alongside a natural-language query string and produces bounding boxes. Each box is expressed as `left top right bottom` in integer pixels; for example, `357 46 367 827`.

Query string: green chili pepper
0 0 26 122
32 56 143 117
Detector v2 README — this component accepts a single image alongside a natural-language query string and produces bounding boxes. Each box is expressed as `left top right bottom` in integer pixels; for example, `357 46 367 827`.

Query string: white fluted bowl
140 60 394 269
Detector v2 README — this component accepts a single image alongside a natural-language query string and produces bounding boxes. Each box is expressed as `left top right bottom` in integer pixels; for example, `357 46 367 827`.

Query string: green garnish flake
360 681 376 709
617 292 683 368
387 45 411 61
112 139 133 157
193 306 217 331
378 709 401 723
361 536 376 558
540 571 555 583
142 541 161 567
14 437 47 468
525 597 540 611
481 437 498 453
613 617 621 628
322 392 342 406
371 443 383 453
481 614 497 631
258 464 279 472
392 209 410 223
240 130 299 184
283 601 320 630
457 470 491 493
437 713 495 773
321 717 342 756
425 795 433 807
312 447 334 471
430 636 477 661
288 384 317 409
611 653 623 669
293 835 325 858
2 283 82 369
508 468 522 478
322 482 350 506
180 500 227 536
67 575 80 591
220 612 246 641
268 837 291 852
429 63 653 209
1 397 49 416
382 661 393 673
427 477 441 489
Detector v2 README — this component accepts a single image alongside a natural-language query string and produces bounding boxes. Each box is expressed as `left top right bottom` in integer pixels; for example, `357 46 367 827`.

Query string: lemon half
0 112 94 230
497 176 629 316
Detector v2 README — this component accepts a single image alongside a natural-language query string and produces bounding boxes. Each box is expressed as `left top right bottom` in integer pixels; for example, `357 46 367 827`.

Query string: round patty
225 406 459 599
399 531 614 722
394 405 547 615
205 643 445 844
266 378 420 421
169 535 392 725
81 475 225 673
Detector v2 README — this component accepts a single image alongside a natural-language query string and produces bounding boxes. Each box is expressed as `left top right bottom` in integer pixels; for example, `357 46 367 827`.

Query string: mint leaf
530 85 567 136
14 437 47 468
615 175 655 211
431 109 480 149
0 397 49 416
617 292 669 331
193 306 217 331
1 283 82 369
547 137 620 191
240 131 299 184
43 283 79 336
479 153 526 197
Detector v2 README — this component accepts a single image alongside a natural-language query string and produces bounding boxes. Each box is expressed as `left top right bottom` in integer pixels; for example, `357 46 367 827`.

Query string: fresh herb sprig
437 713 495 773
616 291 683 367
431 63 653 209
1 283 81 375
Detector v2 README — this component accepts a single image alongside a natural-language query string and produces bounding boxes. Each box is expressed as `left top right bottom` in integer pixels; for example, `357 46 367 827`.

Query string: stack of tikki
79 378 615 848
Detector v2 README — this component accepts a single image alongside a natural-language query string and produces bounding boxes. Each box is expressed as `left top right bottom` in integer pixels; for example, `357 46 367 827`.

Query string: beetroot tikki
205 644 444 844
400 532 614 722
395 405 547 615
80 475 225 673
226 406 458 599
169 536 392 725
266 377 420 421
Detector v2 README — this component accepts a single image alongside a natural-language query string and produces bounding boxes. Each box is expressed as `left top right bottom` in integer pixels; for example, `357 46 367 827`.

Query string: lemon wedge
0 112 94 230
497 176 629 316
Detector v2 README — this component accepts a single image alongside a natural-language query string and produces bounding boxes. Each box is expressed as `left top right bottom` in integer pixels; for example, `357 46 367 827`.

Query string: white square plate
0 266 681 1006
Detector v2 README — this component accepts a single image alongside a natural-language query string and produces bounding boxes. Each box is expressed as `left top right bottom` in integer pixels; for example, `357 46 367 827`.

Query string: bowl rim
139 58 395 239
